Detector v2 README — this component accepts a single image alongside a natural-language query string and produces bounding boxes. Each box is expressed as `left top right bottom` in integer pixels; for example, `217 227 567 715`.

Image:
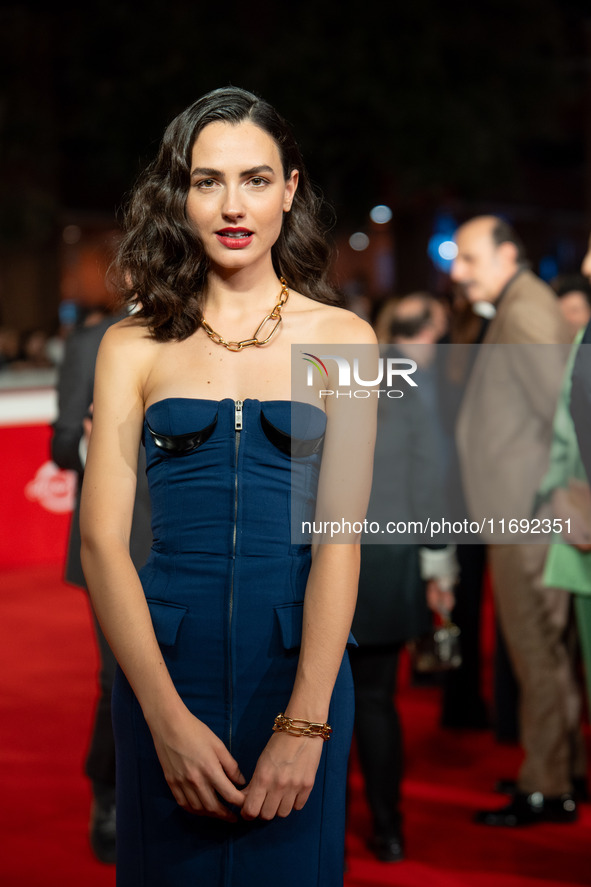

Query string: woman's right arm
80 323 245 819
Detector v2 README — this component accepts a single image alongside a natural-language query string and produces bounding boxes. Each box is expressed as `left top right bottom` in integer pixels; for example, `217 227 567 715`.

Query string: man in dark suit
51 309 151 863
454 216 584 826
350 299 457 862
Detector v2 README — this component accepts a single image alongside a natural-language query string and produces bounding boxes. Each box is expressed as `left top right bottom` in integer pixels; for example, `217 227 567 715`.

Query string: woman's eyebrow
240 165 275 177
191 166 223 178
190 164 276 178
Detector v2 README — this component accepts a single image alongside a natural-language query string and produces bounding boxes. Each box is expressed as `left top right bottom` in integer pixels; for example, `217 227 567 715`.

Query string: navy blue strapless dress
112 398 355 887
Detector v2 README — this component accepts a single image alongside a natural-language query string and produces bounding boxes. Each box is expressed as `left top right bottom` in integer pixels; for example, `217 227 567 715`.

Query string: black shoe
90 800 116 864
495 777 589 803
367 834 404 862
474 791 578 827
495 777 519 795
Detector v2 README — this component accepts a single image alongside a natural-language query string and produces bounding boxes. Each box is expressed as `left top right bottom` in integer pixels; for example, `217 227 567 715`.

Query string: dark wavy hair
112 86 338 341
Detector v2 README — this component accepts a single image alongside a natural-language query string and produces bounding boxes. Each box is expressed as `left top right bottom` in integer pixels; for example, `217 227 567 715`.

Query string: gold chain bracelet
272 713 332 741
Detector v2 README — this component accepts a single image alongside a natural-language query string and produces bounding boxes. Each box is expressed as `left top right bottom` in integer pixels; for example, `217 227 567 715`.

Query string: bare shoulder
99 316 153 349
98 317 159 365
95 317 162 396
290 293 377 345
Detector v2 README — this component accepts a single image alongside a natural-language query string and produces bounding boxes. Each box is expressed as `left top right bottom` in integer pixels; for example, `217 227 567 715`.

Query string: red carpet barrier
0 383 75 568
0 424 74 568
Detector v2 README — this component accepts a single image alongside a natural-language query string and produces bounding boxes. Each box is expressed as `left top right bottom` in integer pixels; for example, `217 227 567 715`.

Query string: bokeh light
428 233 458 272
438 240 458 261
369 205 392 224
349 232 370 251
62 225 82 245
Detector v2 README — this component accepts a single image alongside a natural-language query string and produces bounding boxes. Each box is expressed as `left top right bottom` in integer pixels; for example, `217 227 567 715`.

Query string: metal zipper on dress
227 400 243 751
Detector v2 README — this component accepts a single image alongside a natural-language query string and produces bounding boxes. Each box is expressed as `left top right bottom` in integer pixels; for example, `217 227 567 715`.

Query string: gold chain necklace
201 278 289 352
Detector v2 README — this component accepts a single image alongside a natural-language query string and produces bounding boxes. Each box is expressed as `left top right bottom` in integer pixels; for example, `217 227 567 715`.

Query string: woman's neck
203 265 285 319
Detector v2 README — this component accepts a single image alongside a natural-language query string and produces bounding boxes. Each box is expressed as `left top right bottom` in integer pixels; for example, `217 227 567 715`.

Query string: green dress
537 328 591 710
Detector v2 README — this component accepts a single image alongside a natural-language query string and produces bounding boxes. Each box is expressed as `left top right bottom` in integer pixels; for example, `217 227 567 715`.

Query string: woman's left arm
241 316 377 820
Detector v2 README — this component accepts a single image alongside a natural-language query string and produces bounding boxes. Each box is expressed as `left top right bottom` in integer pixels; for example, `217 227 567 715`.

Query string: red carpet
1 563 590 886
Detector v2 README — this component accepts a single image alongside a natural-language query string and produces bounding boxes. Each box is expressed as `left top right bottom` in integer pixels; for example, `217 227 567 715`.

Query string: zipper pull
235 400 243 431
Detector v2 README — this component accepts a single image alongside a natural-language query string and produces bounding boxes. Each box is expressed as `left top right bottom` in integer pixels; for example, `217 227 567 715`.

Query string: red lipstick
215 227 254 250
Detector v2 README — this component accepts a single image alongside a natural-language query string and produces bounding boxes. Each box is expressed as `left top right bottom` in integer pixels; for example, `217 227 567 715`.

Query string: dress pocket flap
274 601 357 650
274 601 304 649
147 599 188 647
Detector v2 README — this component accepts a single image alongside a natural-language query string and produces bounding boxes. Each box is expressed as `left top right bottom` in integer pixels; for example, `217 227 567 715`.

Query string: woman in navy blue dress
80 87 376 886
